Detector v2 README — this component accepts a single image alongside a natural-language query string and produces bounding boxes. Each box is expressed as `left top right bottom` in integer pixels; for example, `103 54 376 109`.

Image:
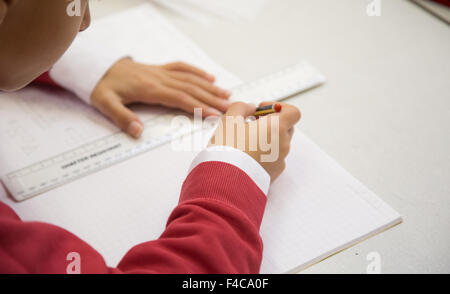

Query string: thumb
93 91 144 138
225 102 257 118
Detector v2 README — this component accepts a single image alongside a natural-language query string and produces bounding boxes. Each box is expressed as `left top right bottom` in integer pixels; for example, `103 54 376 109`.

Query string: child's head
0 0 91 91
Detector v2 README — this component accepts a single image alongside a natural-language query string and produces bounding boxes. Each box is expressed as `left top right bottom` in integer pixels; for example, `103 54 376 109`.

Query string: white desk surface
89 0 450 273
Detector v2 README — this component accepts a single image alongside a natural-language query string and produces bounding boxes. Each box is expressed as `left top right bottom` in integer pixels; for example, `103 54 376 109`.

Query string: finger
93 91 144 138
163 62 215 82
225 102 257 118
168 71 230 98
270 160 286 183
258 101 301 127
287 127 295 139
157 87 223 117
270 104 302 127
259 101 277 108
162 79 231 112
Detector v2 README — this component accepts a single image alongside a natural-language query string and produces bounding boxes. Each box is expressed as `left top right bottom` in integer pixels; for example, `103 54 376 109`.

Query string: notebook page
0 87 120 175
259 132 402 273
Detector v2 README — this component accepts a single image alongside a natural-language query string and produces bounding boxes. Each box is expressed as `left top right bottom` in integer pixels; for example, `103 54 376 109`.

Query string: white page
0 87 118 175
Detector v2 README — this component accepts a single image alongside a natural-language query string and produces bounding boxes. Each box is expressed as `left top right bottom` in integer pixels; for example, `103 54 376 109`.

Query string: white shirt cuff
189 146 271 195
49 35 129 105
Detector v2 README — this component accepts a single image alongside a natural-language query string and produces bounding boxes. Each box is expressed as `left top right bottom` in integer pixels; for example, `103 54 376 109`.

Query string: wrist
190 146 271 195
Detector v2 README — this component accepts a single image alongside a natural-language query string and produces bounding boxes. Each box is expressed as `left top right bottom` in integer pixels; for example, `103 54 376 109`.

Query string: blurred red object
432 0 450 7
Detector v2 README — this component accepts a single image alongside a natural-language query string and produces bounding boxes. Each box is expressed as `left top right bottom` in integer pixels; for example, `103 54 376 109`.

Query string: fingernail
208 108 222 117
222 99 233 106
207 74 216 81
127 121 143 138
245 116 257 123
221 90 231 97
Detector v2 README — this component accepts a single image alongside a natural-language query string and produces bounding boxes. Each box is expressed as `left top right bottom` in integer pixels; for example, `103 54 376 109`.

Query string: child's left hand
91 58 232 138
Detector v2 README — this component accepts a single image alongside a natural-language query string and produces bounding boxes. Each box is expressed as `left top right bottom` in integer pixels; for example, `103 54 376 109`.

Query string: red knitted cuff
33 72 60 87
180 161 267 229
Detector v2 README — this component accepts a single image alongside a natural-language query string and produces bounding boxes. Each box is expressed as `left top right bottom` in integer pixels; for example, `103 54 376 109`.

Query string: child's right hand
210 102 301 182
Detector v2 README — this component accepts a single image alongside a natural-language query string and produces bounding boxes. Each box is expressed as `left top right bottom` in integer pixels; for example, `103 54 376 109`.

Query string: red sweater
0 75 267 274
433 0 450 7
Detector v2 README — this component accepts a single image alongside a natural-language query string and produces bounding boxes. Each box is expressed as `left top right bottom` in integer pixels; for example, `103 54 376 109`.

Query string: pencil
254 104 282 117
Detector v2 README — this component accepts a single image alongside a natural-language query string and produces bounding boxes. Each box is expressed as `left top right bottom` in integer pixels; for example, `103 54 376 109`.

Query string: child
0 0 300 274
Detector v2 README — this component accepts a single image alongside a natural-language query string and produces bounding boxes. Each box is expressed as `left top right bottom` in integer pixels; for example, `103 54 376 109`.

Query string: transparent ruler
3 61 325 201
230 61 326 103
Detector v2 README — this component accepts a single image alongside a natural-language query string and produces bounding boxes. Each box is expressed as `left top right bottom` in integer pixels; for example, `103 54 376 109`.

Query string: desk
89 0 450 273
